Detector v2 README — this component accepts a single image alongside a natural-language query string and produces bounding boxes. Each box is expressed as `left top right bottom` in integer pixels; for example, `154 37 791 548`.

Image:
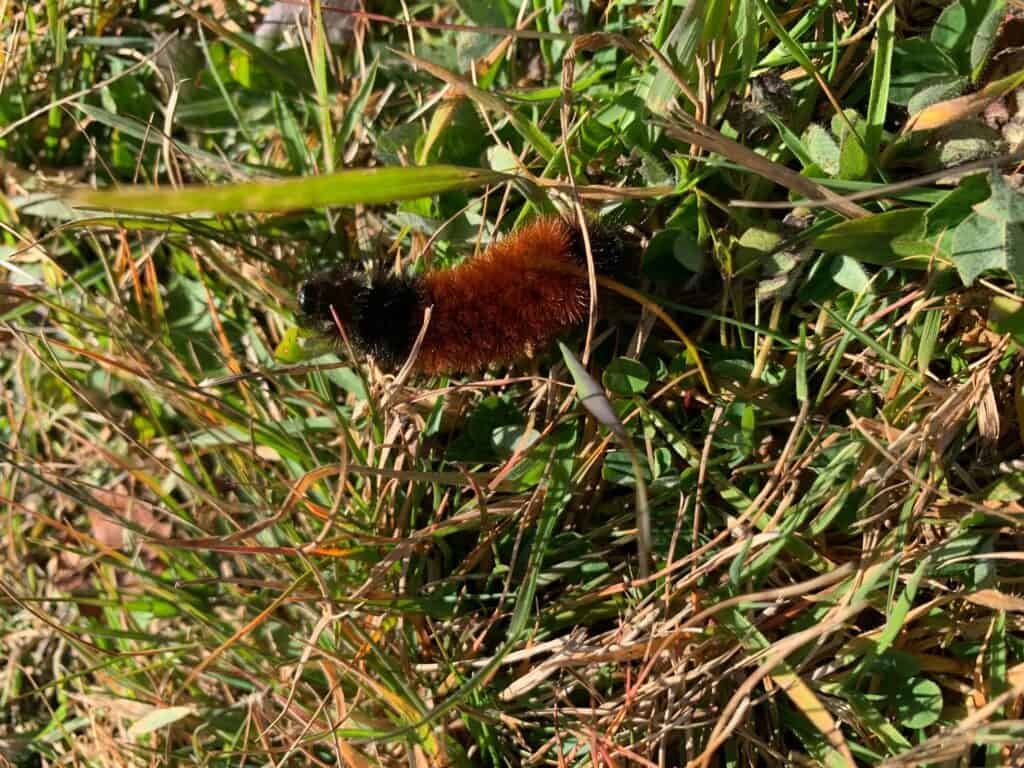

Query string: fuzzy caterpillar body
298 217 623 374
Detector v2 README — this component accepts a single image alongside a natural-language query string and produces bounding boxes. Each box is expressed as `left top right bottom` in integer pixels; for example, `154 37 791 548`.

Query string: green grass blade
70 165 510 214
864 2 895 158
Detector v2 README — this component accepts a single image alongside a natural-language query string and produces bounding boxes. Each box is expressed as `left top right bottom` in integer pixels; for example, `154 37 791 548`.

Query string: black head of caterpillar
297 265 420 368
297 217 627 374
565 219 626 275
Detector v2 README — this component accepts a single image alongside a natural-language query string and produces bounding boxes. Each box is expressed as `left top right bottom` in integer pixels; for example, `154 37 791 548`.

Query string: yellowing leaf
772 668 857 768
907 68 1024 132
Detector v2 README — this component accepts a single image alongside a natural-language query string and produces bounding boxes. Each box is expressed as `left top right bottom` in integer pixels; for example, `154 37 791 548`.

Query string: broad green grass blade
70 165 510 214
875 557 929 654
864 2 895 158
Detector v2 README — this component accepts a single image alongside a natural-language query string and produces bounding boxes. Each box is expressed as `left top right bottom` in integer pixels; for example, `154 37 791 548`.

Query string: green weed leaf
815 209 930 267
951 172 1024 285
603 358 651 395
893 678 943 729
891 38 959 104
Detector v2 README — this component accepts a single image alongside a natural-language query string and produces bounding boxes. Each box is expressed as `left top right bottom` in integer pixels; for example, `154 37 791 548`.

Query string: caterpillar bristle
297 216 624 374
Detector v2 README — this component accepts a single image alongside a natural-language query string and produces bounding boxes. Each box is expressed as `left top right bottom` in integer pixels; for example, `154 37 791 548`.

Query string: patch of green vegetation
3 1 1024 765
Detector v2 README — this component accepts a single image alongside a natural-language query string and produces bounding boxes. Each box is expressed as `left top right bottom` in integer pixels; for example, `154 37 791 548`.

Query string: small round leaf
603 358 650 395
894 677 943 729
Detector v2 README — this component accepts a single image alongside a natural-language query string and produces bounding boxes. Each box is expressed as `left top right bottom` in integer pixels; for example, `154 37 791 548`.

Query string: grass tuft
3 1 1024 765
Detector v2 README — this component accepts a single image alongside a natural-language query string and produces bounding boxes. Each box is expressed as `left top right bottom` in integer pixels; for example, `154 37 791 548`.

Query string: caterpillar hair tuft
298 216 624 374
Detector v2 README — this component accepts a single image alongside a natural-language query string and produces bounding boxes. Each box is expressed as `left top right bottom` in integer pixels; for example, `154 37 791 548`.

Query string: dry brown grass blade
694 603 865 768
499 564 854 700
662 114 870 219
878 674 1024 767
0 34 177 141
729 148 1024 210
175 573 310 698
965 589 1024 612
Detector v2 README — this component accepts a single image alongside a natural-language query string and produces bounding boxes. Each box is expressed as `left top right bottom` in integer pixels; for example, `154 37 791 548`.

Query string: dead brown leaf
965 588 1024 613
